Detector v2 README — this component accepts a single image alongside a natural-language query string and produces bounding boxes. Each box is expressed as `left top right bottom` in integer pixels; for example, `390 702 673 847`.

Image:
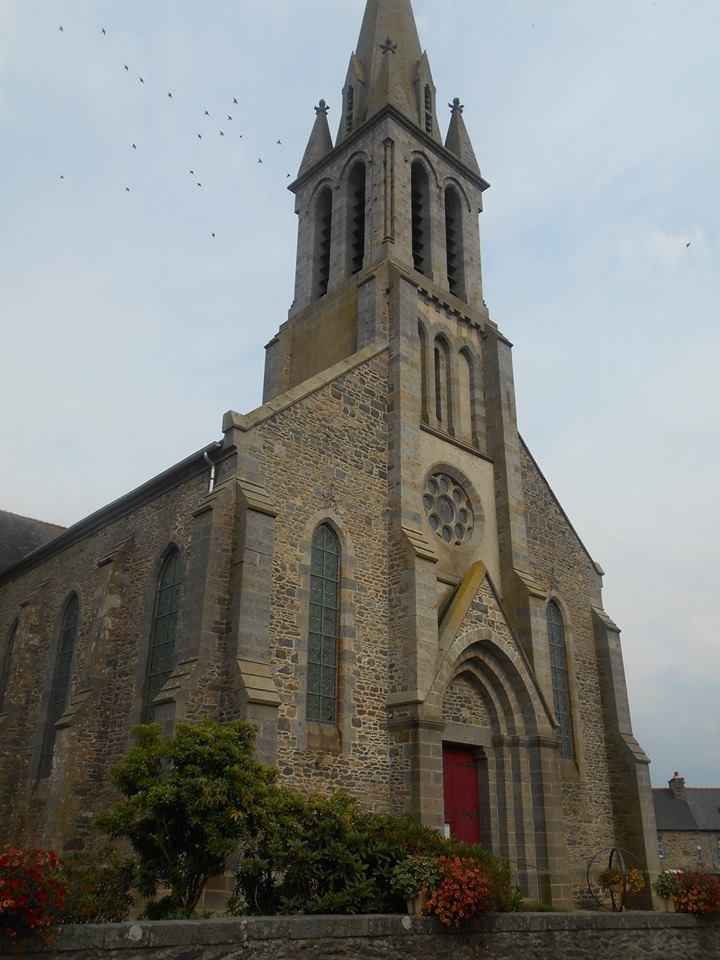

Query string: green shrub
98 720 278 918
232 790 513 916
390 857 441 900
60 846 135 924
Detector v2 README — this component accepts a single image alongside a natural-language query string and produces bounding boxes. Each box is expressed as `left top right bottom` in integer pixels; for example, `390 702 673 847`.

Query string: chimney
669 772 687 801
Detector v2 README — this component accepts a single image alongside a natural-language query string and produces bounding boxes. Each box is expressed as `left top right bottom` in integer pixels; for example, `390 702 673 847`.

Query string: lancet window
143 548 183 722
39 595 79 778
307 524 341 725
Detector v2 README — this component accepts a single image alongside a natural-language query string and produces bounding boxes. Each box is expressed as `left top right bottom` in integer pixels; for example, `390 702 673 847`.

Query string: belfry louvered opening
445 185 465 300
411 161 431 277
347 162 366 275
313 187 333 299
424 85 433 134
345 85 355 136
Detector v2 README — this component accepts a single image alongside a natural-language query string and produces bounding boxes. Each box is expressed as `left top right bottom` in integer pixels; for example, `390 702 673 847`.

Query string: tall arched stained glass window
307 524 340 725
39 595 79 778
547 601 575 760
143 548 183 721
0 619 18 713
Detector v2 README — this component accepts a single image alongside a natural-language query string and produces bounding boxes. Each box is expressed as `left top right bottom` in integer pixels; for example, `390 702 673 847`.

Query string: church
0 0 660 907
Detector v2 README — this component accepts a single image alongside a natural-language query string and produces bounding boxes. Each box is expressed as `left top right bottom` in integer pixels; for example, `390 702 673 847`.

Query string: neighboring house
0 0 660 910
654 774 720 873
0 511 65 576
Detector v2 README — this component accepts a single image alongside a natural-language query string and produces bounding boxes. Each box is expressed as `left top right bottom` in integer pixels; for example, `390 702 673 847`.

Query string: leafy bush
673 872 720 915
232 790 512 917
98 720 278 917
0 849 65 942
424 857 491 927
654 869 681 901
391 857 441 900
60 847 135 924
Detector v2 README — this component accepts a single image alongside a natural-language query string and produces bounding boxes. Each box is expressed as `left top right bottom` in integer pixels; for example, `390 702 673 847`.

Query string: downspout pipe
203 441 223 495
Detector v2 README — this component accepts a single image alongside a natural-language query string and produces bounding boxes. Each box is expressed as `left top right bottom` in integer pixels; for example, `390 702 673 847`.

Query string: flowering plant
673 872 720 915
0 848 65 941
424 857 491 927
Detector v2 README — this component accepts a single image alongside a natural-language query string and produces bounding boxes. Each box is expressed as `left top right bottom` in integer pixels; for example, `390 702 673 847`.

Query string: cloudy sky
1 0 718 788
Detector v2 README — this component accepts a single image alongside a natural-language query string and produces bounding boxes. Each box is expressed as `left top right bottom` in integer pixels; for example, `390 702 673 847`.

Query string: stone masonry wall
660 830 720 872
12 915 719 960
251 350 393 811
0 461 230 847
520 441 618 887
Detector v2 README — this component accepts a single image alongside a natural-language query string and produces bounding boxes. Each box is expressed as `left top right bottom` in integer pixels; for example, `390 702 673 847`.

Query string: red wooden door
443 744 481 844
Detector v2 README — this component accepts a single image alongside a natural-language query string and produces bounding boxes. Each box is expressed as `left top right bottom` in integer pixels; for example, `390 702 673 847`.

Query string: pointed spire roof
298 100 333 178
340 0 431 134
445 98 482 177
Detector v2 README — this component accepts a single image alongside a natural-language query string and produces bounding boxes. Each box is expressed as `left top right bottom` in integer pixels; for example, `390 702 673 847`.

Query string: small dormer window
424 85 433 134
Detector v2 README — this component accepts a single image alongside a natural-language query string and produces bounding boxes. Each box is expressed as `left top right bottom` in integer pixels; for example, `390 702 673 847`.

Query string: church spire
337 0 441 144
445 98 482 177
298 100 333 178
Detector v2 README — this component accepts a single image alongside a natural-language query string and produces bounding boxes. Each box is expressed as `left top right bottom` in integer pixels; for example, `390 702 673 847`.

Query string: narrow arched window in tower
457 348 475 445
0 619 18 714
547 601 575 760
347 162 366 275
434 336 453 433
307 524 340 726
445 186 466 300
345 85 355 136
418 322 429 425
143 548 183 722
424 85 433 134
39 595 79 778
411 161 431 277
313 187 333 300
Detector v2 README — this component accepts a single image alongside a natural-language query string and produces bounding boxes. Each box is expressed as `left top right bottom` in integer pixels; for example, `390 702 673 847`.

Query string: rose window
423 473 475 546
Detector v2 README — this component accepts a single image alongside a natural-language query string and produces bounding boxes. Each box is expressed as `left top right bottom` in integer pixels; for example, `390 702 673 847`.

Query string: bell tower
262 0 490 403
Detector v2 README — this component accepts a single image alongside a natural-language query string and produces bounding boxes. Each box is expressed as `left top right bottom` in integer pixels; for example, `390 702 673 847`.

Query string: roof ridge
0 508 66 529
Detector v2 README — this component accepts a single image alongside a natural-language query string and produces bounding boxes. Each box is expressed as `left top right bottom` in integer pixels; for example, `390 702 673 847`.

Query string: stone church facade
0 0 659 907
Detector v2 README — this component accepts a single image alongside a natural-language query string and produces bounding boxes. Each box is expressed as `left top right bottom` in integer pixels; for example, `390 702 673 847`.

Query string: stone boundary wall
7 913 719 960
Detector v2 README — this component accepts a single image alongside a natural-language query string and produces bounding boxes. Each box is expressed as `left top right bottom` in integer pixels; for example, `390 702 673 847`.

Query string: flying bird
139 77 144 84
233 97 238 104
196 182 203 187
124 65 129 71
168 92 173 99
219 130 225 136
101 28 107 35
197 133 203 139
227 115 233 121
258 158 263 164
189 169 195 175
60 175 65 180
211 233 216 238
131 143 137 150
276 140 282 145
125 186 131 192
59 25 64 32
686 241 692 248
204 110 210 116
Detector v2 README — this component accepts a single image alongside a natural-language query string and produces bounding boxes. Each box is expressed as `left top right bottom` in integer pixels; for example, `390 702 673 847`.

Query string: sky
1 0 718 789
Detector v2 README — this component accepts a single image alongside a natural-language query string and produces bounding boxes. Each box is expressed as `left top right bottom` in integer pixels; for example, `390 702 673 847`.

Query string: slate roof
0 510 65 576
654 788 720 832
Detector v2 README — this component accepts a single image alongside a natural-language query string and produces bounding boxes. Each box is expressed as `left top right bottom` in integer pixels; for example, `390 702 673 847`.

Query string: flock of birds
56 23 296 240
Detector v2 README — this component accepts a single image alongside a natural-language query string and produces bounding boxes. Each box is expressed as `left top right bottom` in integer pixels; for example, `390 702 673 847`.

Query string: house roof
0 510 65 576
653 788 720 832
